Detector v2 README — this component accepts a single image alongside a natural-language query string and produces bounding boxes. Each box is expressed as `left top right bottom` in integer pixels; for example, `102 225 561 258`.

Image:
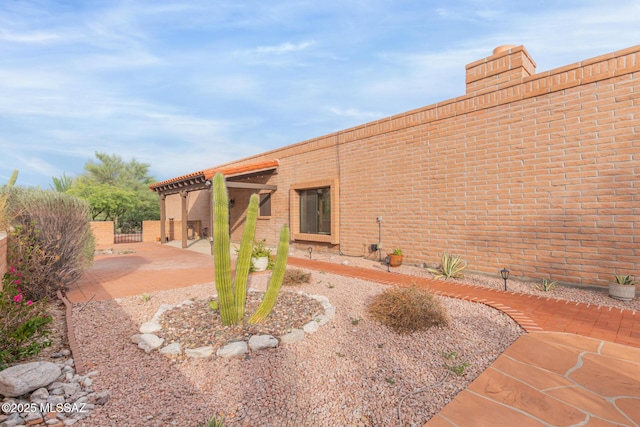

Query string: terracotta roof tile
150 159 278 190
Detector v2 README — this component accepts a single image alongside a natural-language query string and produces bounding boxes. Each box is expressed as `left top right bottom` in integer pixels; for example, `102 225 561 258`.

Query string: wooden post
159 193 166 243
181 190 188 249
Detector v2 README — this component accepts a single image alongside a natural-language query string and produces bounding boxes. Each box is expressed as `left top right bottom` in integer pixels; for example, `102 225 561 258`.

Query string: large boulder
0 362 62 397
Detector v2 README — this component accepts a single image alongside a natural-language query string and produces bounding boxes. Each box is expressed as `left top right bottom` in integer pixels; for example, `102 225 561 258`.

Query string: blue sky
1 0 639 188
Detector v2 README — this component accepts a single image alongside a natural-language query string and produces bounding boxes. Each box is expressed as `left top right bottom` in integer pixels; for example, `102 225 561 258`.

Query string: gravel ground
290 248 640 311
70 249 637 427
72 269 523 427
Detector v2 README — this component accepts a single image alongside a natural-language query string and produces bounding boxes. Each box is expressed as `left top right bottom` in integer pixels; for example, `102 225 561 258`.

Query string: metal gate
114 220 143 244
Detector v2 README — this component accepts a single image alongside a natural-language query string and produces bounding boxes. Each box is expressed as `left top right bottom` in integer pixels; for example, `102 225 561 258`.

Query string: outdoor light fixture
228 199 235 208
308 246 313 259
500 268 510 291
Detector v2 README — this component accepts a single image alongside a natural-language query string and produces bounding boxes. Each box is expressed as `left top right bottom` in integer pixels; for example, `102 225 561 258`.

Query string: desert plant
537 279 557 292
5 188 95 300
202 415 225 427
427 252 467 279
367 287 448 334
212 173 289 326
614 274 635 286
0 267 52 369
248 224 290 324
251 240 271 258
282 268 312 286
392 248 402 255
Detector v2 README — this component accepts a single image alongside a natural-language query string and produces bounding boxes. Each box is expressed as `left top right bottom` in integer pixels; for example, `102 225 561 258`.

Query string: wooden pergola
150 159 278 249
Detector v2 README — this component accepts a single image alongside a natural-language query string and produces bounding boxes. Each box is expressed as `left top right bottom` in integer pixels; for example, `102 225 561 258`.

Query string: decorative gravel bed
160 290 325 352
71 271 524 426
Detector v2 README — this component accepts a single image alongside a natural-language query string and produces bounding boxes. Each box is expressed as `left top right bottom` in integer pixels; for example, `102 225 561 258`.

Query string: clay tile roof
150 159 279 191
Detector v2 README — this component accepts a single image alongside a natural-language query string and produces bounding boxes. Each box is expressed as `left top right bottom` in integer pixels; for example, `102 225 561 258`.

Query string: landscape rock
248 335 279 351
136 334 164 353
139 320 162 334
159 342 182 356
29 387 49 401
303 321 319 334
216 342 247 358
324 305 336 319
315 314 331 326
151 304 174 321
93 390 111 405
280 329 305 344
185 346 214 358
0 362 62 397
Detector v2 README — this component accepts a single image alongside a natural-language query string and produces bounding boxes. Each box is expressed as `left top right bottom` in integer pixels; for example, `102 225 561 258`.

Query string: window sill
292 232 337 244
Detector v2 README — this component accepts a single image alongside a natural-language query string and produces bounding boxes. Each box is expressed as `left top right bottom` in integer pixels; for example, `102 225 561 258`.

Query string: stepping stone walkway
130 292 334 359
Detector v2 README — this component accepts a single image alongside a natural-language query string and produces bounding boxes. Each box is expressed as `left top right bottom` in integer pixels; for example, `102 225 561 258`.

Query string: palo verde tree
212 173 290 325
67 152 159 226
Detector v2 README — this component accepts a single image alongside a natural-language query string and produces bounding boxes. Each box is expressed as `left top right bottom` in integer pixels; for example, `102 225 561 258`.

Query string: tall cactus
234 193 259 320
212 172 287 326
248 225 289 324
212 173 235 325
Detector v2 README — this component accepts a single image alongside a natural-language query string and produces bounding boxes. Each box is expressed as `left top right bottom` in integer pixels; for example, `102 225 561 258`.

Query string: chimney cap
493 45 517 55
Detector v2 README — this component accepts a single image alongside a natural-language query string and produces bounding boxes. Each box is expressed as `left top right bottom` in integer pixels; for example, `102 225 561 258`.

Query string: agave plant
427 252 467 279
614 274 635 286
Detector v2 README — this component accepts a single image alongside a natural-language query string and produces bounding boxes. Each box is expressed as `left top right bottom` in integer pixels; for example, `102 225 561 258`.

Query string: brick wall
143 220 161 242
195 44 639 288
90 221 114 248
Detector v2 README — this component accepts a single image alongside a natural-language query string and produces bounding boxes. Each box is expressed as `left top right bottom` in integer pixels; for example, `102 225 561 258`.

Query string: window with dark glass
259 193 271 217
299 187 331 234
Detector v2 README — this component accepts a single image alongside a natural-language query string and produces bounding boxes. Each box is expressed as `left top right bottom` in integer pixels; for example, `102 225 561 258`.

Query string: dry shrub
282 268 311 286
6 188 95 301
367 287 448 334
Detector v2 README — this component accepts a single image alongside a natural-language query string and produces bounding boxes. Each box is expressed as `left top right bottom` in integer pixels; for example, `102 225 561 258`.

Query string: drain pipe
377 216 383 261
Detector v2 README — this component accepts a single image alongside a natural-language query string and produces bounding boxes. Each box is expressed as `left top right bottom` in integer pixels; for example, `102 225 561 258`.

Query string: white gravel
72 269 523 426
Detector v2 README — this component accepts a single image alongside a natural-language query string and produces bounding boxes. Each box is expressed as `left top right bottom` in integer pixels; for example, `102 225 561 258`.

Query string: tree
50 173 74 192
68 152 159 224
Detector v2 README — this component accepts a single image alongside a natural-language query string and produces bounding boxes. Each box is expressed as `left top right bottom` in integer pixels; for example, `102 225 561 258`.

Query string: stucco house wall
163 44 639 288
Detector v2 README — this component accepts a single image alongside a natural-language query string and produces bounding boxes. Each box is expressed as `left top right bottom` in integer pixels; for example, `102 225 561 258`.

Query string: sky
1 0 639 188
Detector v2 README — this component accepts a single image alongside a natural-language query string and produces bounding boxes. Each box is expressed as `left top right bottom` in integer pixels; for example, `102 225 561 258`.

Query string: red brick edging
57 290 86 375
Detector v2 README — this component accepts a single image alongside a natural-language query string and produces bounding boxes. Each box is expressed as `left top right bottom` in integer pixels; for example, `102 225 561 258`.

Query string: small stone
341 260 349 265
185 346 214 358
248 335 278 351
60 350 71 357
47 395 66 406
216 342 247 358
159 343 182 356
82 378 92 388
280 329 305 344
303 321 319 333
176 300 194 307
130 334 143 344
30 387 49 401
136 334 164 353
62 383 79 397
93 390 110 406
151 304 174 321
139 321 162 334
324 305 336 319
315 314 330 326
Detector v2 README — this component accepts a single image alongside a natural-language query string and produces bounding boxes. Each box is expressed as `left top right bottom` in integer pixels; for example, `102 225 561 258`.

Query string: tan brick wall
90 221 114 248
160 45 639 288
143 220 161 242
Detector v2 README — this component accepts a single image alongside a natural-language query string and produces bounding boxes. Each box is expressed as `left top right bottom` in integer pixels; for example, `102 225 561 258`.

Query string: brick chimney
465 45 536 94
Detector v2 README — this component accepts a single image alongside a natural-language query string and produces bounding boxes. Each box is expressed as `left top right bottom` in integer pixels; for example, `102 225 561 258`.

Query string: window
299 187 330 234
290 179 339 244
259 193 271 217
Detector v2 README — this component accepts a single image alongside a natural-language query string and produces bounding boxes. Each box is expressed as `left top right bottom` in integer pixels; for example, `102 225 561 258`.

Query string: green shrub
367 287 448 334
427 252 467 279
0 268 52 369
5 188 95 300
282 268 312 286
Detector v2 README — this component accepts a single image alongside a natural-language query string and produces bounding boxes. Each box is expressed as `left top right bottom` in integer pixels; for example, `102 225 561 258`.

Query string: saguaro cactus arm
212 173 236 325
234 193 259 321
248 225 290 324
